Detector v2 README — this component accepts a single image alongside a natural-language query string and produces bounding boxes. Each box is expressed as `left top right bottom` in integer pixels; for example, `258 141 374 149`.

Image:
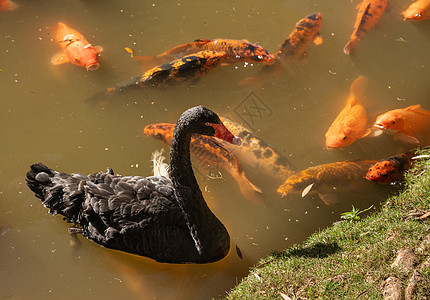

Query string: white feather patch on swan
152 149 170 178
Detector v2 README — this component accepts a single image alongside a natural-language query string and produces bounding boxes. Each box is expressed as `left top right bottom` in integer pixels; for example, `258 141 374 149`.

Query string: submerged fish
133 38 275 67
344 0 389 55
219 118 296 181
366 151 415 184
403 0 430 20
373 104 430 145
325 76 371 148
143 123 262 196
240 13 323 86
116 50 227 90
277 160 377 205
51 22 103 71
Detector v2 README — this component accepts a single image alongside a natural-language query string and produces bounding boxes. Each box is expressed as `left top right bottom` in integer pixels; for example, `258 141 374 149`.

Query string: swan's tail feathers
26 163 85 224
151 149 170 178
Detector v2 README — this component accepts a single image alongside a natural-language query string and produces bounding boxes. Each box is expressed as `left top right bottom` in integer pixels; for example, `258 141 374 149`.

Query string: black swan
26 106 240 263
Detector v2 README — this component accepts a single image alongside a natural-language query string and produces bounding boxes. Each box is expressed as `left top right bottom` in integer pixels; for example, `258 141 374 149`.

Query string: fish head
403 8 424 20
144 123 175 145
295 13 323 38
277 172 315 196
64 41 100 70
373 111 404 132
325 126 354 148
237 43 275 65
365 160 398 184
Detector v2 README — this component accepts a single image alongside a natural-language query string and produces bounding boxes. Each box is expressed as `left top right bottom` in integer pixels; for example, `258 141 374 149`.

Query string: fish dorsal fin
348 96 358 107
404 105 430 118
405 104 422 111
313 33 323 45
350 76 368 99
194 39 213 44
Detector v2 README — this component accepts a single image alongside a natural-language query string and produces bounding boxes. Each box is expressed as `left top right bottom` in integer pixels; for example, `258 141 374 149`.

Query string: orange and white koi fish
277 160 377 205
366 151 415 183
344 0 389 55
325 76 371 148
219 118 296 181
143 123 263 197
403 0 430 20
131 38 275 67
0 0 18 10
373 104 430 145
51 22 103 71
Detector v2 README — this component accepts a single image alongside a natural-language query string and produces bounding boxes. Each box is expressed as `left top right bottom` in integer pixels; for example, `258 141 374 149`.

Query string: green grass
227 148 430 299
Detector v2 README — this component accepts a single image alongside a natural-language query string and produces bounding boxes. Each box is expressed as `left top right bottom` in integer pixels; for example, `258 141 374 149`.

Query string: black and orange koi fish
366 151 416 184
344 0 389 55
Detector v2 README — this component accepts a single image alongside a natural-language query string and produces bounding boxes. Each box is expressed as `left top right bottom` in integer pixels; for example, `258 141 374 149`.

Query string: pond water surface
1 0 430 299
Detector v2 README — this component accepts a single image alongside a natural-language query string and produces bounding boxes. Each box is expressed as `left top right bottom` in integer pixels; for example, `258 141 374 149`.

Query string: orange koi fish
403 0 430 20
373 105 430 145
325 76 371 148
239 13 322 86
0 0 18 10
366 151 415 183
143 123 263 196
344 0 389 55
219 118 296 181
51 22 103 71
133 38 275 66
277 160 377 205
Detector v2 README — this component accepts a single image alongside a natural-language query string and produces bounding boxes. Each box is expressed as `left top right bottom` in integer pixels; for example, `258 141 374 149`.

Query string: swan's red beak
211 123 241 145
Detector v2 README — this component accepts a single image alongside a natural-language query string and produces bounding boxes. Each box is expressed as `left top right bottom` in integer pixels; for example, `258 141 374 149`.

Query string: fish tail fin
343 39 358 55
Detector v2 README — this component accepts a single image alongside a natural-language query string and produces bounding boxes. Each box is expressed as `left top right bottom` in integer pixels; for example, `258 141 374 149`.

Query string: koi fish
325 76 371 148
344 0 389 55
366 151 415 183
274 12 323 64
277 160 377 205
0 0 18 10
143 123 263 196
51 22 103 71
239 13 323 86
132 38 275 67
219 118 296 181
373 104 430 145
116 50 227 90
403 0 430 20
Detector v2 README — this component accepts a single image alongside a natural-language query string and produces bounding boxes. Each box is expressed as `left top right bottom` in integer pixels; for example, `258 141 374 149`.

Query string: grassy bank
227 149 430 299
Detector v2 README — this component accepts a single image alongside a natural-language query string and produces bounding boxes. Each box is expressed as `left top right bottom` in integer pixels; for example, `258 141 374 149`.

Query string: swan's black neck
169 116 230 262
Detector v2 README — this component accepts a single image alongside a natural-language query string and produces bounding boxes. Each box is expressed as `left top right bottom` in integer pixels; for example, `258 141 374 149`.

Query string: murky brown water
1 0 429 299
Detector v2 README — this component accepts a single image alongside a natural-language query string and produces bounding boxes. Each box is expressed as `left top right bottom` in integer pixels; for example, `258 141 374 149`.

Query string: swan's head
181 106 241 145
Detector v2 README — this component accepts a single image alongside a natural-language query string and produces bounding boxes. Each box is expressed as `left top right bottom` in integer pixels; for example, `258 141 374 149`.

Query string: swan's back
26 163 206 263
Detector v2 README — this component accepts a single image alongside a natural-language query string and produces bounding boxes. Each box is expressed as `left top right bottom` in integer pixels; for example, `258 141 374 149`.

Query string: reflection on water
1 0 429 299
